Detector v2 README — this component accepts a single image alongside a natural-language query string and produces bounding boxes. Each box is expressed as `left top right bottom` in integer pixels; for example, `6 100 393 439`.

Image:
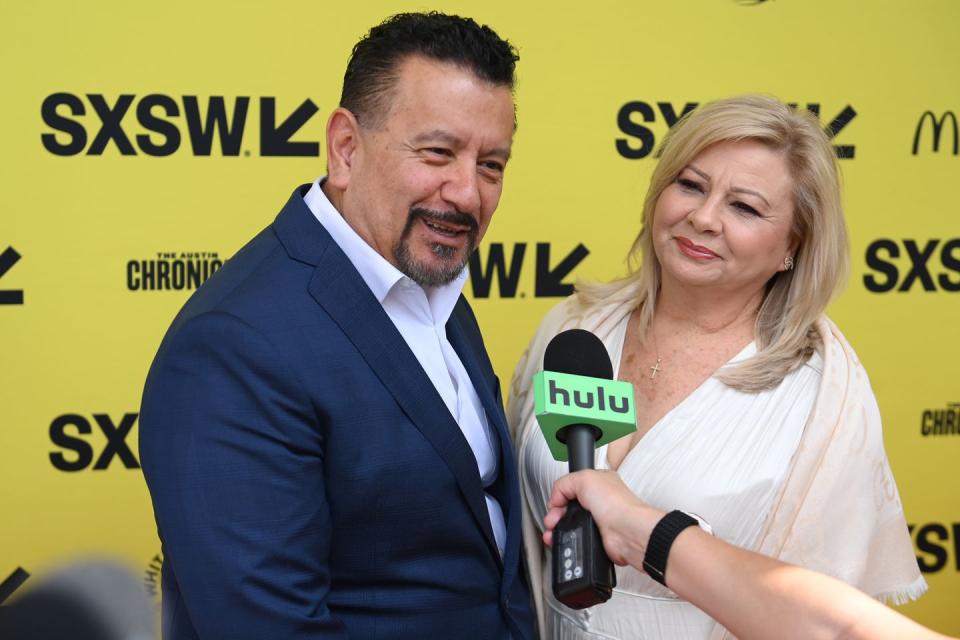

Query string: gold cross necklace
648 320 663 381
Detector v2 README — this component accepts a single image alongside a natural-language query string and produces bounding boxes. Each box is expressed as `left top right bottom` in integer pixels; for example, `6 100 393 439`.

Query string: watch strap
642 510 698 586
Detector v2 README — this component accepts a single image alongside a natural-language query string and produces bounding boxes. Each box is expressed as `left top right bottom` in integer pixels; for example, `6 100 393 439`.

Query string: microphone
534 329 636 609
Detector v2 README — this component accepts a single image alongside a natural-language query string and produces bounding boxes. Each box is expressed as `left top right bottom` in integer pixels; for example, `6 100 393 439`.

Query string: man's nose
441 159 482 215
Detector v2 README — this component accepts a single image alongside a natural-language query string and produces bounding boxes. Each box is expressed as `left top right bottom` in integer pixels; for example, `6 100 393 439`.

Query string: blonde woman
508 95 924 639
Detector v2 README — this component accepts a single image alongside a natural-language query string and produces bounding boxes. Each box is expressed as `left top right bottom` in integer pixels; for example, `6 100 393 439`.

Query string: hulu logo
548 379 630 414
534 370 637 462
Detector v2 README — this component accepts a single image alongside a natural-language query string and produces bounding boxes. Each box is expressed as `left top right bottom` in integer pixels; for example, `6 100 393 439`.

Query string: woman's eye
677 178 703 192
732 201 760 216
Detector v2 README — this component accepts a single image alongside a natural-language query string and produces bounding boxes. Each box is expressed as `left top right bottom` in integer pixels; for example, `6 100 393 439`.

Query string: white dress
521 313 823 639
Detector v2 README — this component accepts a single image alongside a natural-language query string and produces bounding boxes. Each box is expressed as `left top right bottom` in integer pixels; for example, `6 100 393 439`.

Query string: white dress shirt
303 178 505 557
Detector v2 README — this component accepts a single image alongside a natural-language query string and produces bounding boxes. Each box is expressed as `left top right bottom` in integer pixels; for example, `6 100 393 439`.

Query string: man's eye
426 147 451 157
480 161 504 173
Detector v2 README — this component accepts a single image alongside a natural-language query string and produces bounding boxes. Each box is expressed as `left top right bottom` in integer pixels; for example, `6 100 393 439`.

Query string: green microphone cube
533 371 637 462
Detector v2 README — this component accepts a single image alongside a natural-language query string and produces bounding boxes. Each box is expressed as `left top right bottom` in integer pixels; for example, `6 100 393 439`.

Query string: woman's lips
675 236 720 259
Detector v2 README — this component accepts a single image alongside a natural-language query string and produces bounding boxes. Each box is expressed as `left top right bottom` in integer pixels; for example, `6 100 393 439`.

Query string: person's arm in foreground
543 470 950 640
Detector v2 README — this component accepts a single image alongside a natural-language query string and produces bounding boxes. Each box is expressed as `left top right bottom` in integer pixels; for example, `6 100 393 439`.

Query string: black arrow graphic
0 567 29 604
0 246 23 305
535 243 589 297
260 98 320 157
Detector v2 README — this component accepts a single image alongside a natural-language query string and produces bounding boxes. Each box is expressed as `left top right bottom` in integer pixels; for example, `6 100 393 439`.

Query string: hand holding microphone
543 469 662 570
542 471 954 640
533 329 636 609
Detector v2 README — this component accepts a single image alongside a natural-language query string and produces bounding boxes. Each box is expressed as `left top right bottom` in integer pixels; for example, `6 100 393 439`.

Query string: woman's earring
784 256 794 271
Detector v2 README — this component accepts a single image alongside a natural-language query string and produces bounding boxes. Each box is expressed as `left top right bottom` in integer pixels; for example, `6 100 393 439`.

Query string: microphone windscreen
543 329 613 380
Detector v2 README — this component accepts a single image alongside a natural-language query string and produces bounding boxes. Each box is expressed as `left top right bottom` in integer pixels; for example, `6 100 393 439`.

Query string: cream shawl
507 288 926 639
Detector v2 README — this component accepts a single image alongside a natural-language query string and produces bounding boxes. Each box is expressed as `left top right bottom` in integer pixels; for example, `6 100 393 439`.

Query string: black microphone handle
559 424 601 472
550 420 617 610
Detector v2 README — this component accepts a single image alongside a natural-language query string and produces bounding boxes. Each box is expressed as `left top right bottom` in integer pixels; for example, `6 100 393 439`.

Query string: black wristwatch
642 510 707 586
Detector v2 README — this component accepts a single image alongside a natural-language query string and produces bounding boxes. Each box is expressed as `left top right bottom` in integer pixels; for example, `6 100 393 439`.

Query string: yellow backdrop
2 0 958 635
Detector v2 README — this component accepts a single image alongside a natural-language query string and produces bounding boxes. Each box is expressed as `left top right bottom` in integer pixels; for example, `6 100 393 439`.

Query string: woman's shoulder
512 294 591 382
807 315 881 422
535 292 593 333
525 286 637 357
813 315 868 373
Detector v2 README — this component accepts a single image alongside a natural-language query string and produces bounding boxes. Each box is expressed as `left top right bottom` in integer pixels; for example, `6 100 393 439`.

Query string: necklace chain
648 319 663 381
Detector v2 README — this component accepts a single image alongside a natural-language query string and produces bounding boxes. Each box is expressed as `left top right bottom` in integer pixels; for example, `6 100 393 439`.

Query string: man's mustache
409 207 479 233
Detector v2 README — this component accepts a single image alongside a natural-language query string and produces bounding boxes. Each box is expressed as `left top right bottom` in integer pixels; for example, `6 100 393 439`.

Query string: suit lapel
447 306 520 585
273 195 502 562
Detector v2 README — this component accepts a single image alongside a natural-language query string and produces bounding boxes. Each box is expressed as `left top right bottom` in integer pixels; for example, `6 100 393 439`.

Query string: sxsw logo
863 238 960 293
616 101 857 159
910 522 960 573
468 242 589 299
0 246 23 305
49 412 140 471
912 111 958 155
0 568 30 604
41 93 320 157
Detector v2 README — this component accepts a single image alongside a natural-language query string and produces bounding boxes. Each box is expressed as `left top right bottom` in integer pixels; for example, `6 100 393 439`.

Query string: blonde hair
579 94 849 391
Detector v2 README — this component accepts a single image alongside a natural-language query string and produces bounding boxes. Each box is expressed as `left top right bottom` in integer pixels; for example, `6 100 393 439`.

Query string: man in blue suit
139 12 535 639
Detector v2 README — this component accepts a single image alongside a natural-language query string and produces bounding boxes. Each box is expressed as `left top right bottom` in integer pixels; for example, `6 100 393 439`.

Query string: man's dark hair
340 12 519 128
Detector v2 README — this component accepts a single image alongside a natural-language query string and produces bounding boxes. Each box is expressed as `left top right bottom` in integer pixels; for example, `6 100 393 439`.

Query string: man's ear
325 108 361 190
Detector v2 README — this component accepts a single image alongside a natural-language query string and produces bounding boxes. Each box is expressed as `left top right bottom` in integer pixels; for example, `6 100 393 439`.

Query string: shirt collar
302 178 468 324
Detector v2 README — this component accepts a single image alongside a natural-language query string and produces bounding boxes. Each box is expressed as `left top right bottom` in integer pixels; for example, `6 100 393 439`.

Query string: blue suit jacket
140 186 535 639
